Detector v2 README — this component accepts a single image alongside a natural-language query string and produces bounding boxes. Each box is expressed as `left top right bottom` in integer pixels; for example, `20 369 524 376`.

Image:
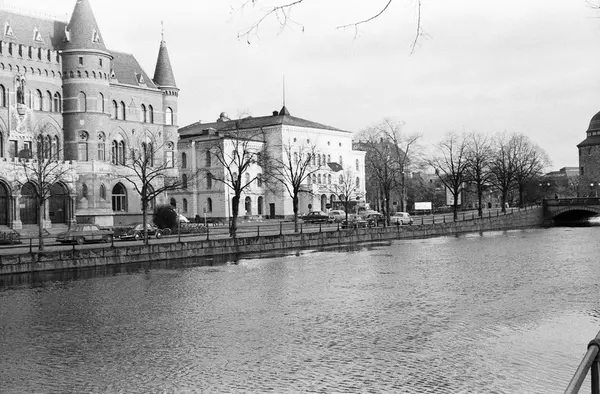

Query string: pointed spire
153 35 177 88
279 105 290 116
63 0 107 52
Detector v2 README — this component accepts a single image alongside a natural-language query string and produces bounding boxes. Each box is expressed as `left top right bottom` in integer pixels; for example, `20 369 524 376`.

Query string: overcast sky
11 0 600 169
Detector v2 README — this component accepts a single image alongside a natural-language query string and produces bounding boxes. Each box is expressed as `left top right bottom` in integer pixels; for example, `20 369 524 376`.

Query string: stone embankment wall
0 207 544 275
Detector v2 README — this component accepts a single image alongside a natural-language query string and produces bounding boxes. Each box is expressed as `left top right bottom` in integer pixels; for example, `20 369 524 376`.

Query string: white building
175 106 366 220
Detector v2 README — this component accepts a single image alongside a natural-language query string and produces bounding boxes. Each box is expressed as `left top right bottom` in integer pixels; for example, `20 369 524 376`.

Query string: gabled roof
110 50 157 89
0 11 66 49
179 109 349 139
153 40 177 88
63 0 107 53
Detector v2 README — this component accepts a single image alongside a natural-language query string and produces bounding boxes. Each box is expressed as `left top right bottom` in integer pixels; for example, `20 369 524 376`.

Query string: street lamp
539 182 551 199
591 182 597 198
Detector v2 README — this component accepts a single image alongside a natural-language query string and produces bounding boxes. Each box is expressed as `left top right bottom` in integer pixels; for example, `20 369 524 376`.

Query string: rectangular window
98 143 105 161
99 58 103 67
23 141 32 158
166 151 174 168
78 56 83 66
112 196 126 211
78 142 88 161
581 167 585 176
9 140 17 158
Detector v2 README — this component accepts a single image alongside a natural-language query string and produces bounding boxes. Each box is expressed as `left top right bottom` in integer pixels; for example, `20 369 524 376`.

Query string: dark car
56 224 114 244
363 212 385 227
341 214 368 229
302 211 331 223
119 223 163 240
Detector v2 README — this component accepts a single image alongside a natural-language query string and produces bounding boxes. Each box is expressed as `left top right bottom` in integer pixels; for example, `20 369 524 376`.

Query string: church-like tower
578 112 600 197
153 37 179 152
61 0 112 161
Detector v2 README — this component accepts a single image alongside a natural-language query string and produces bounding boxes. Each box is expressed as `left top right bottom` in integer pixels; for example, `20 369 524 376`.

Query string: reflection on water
1 228 600 393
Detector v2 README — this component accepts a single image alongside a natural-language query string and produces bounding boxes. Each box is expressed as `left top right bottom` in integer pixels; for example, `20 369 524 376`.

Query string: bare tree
327 167 360 222
489 132 517 213
262 139 319 232
356 119 422 222
210 127 267 238
117 138 195 244
235 0 424 53
428 131 470 220
15 125 74 251
465 131 493 217
511 134 551 207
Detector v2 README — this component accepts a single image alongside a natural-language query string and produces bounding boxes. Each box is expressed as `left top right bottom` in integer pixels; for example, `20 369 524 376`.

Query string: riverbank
0 206 544 275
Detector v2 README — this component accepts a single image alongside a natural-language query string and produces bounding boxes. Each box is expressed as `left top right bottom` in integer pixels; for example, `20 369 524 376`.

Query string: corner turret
153 40 177 89
63 0 109 55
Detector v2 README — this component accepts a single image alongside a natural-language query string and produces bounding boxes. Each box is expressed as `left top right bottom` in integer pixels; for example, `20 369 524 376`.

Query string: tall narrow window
165 107 173 125
165 142 174 168
34 89 42 111
140 104 147 122
111 183 127 212
111 141 118 164
183 198 188 213
44 135 51 160
356 177 360 187
45 91 52 111
207 173 212 189
78 131 89 161
81 183 88 199
119 101 126 120
98 93 104 113
53 92 61 112
257 197 263 215
0 85 6 107
182 152 187 168
257 174 263 188
205 150 211 167
0 132 3 157
147 143 154 166
77 92 86 112
182 174 188 189
112 100 118 119
356 159 359 171
97 132 105 161
118 141 125 165
207 198 213 213
100 184 106 200
52 136 58 160
148 105 154 123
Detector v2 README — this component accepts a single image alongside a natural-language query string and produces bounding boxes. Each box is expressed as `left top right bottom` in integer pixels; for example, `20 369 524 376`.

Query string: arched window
0 85 5 107
257 196 263 215
183 198 188 213
97 132 105 161
317 174 322 184
148 105 154 123
118 141 125 165
140 104 147 122
0 131 3 157
257 173 263 188
181 152 187 168
111 140 118 164
44 135 51 160
318 155 321 166
81 183 88 199
111 183 127 212
182 174 188 188
34 89 42 111
205 150 211 167
165 142 174 167
165 107 173 126
328 174 332 184
207 198 213 213
98 93 104 113
53 92 61 112
119 101 126 120
170 198 176 208
355 159 359 171
207 173 212 189
145 142 154 166
52 136 58 160
112 100 118 119
244 196 252 215
45 91 52 111
100 184 106 200
77 92 86 112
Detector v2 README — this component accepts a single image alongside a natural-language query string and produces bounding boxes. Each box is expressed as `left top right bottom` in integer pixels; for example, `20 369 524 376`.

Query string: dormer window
92 29 101 43
33 28 43 43
4 22 14 38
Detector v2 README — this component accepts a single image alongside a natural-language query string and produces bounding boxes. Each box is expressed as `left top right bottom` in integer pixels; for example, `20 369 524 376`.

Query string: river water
1 227 600 393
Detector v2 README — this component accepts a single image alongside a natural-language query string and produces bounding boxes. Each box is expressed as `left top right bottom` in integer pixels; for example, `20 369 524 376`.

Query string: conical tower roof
153 40 177 88
63 0 107 52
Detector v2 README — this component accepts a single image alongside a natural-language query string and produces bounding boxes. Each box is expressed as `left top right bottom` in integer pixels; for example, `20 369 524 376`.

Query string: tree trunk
518 183 525 208
230 194 240 238
38 199 45 251
384 189 391 225
452 189 459 221
142 199 148 245
292 194 299 233
477 186 483 217
501 190 508 213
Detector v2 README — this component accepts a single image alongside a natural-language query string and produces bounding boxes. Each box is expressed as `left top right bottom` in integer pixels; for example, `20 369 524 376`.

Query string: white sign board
414 202 432 211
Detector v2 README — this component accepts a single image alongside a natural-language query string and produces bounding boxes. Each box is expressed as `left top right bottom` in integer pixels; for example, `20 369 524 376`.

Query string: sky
8 0 600 169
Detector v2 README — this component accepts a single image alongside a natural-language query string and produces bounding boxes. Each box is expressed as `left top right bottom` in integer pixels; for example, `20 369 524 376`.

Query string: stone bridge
543 198 600 224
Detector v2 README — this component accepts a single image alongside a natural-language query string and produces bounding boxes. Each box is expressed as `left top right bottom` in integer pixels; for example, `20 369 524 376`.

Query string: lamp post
591 182 597 198
539 182 551 199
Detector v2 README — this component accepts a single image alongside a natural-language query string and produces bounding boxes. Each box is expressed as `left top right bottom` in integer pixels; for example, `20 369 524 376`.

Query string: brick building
0 0 178 228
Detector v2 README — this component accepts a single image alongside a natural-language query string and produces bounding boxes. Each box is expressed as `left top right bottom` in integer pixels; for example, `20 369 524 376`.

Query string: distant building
176 107 366 219
577 111 600 197
0 0 179 228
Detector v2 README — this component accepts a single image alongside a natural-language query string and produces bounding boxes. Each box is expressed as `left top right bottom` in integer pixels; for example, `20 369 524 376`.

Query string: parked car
390 212 413 225
119 223 163 240
362 212 386 227
341 214 368 229
303 211 331 223
328 210 346 223
56 224 114 244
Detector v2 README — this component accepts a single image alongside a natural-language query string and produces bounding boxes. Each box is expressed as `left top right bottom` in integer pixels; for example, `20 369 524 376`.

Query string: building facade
0 0 178 228
578 112 600 197
176 107 366 220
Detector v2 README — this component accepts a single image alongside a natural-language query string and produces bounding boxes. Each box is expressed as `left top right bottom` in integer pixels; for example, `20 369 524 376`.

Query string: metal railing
565 331 600 394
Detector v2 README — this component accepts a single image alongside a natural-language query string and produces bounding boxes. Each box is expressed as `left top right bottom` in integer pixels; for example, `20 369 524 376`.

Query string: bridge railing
565 330 600 394
544 198 600 207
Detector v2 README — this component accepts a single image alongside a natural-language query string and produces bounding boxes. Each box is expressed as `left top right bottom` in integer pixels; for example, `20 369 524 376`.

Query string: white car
328 210 346 223
390 212 413 225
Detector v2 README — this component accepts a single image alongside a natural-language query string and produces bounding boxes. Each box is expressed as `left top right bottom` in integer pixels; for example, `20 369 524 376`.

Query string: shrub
153 205 178 230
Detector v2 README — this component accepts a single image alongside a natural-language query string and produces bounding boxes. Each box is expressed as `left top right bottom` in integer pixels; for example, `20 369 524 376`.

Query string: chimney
272 110 279 116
